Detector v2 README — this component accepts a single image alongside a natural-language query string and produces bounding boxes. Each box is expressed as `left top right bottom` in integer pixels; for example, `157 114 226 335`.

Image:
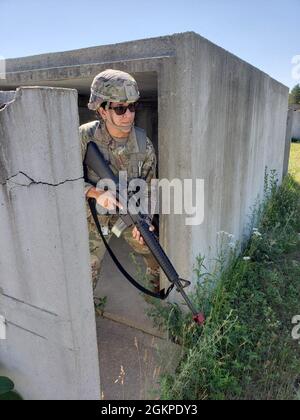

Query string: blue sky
1 0 299 90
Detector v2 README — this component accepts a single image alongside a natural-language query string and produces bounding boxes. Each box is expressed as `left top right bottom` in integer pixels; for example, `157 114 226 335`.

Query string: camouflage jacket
80 120 157 222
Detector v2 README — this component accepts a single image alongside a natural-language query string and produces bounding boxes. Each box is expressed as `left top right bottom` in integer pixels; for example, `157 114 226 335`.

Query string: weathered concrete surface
0 87 100 400
283 109 293 176
0 32 289 294
97 315 180 400
0 91 15 107
97 318 161 400
97 235 165 337
157 33 289 287
291 110 300 140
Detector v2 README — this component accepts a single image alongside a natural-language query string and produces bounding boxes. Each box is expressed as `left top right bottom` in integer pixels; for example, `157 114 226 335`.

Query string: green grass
289 142 300 185
148 172 300 400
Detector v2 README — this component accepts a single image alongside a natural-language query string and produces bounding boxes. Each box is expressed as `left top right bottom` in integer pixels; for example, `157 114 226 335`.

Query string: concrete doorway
80 72 163 399
93 71 159 319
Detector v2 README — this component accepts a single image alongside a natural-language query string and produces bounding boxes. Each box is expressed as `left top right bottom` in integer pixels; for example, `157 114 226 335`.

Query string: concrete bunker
0 33 289 287
0 32 290 399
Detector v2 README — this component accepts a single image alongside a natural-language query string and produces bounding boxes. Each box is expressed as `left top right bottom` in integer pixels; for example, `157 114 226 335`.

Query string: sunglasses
108 102 139 116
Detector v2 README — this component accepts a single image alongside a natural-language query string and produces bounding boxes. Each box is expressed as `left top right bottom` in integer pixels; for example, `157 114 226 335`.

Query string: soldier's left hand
132 225 155 245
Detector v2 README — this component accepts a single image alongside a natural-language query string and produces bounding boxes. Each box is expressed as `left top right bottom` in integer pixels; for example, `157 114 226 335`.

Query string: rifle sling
88 198 174 300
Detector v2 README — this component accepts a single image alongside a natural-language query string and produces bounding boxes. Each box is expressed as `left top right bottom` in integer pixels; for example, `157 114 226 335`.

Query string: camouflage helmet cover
88 69 140 111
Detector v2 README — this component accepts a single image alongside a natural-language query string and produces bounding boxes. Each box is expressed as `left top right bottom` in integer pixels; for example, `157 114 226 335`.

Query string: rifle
84 141 205 326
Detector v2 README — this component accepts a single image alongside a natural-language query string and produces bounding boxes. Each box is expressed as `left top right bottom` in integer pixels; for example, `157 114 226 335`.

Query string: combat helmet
88 69 140 111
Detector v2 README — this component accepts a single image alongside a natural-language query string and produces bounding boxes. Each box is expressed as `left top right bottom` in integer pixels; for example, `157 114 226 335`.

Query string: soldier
80 69 160 292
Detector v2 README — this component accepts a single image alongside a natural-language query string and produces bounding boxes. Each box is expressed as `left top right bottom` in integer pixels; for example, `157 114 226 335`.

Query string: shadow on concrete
95 236 178 400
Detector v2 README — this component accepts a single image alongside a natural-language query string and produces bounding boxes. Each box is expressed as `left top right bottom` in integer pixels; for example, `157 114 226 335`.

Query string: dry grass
289 142 300 184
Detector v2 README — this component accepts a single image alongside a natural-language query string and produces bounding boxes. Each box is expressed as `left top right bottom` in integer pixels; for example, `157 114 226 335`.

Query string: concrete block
0 87 100 400
292 110 300 139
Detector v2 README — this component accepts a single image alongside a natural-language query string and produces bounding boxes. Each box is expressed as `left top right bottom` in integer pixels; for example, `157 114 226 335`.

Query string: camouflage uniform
80 119 159 290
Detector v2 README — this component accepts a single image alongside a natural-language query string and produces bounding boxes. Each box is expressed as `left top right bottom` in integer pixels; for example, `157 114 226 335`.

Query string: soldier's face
99 101 135 133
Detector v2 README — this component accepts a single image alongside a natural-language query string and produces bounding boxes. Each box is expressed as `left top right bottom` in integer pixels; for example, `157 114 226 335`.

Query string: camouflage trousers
86 206 160 291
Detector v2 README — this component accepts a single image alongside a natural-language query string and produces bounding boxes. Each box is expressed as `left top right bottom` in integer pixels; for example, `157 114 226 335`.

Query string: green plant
290 84 300 104
94 295 108 316
147 172 300 400
0 376 23 400
289 142 300 185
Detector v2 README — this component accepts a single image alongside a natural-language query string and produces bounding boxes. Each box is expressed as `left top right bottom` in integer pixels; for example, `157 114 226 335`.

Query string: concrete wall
0 87 100 400
0 91 15 107
157 33 289 283
291 110 300 139
0 32 289 291
283 109 293 176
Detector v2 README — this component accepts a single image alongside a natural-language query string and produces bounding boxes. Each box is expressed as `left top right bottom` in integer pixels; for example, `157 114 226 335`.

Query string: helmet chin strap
106 119 134 133
104 101 134 134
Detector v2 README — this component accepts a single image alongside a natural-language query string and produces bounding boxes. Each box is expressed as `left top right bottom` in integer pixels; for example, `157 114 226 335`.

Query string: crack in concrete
6 320 48 341
1 292 58 317
1 170 83 187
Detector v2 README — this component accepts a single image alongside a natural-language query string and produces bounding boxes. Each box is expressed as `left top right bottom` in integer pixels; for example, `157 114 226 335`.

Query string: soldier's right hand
96 190 124 211
86 187 123 211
